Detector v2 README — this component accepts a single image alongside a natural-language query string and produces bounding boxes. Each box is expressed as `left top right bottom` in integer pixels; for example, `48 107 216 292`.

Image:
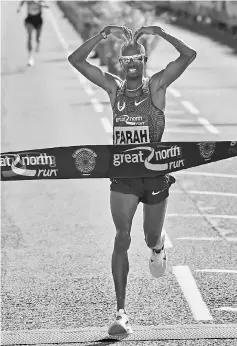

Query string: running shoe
108 309 133 337
149 233 167 278
27 56 35 66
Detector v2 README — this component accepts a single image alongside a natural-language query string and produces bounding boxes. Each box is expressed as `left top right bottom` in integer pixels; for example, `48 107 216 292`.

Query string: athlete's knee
114 231 131 252
145 233 160 248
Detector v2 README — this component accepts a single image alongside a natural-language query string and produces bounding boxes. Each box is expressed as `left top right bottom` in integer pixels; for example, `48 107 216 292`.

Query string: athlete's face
119 46 146 79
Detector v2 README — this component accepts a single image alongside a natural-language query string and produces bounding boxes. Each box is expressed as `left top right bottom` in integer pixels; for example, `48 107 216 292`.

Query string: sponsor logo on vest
115 115 145 126
113 145 184 171
197 142 216 160
117 101 126 112
1 152 56 178
72 148 97 175
135 98 148 106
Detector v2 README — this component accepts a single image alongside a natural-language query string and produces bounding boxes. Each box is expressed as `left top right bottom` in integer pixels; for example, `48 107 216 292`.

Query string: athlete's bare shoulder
106 72 123 94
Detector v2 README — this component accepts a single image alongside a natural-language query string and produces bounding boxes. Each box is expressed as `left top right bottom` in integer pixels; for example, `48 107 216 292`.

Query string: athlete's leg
143 198 168 249
35 26 42 52
25 22 34 54
110 191 139 311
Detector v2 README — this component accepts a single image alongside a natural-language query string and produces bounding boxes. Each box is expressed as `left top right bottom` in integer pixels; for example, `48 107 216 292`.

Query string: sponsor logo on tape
229 141 237 155
197 142 216 160
72 148 97 175
113 145 184 171
0 152 57 178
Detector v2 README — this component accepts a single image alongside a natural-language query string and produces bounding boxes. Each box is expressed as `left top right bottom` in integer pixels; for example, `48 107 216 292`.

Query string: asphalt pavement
1 2 237 346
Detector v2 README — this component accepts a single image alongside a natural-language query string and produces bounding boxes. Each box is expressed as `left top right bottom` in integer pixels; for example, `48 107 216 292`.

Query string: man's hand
103 25 133 42
133 26 162 41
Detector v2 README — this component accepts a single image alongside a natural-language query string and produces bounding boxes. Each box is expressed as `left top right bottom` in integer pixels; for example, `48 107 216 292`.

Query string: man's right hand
103 25 132 42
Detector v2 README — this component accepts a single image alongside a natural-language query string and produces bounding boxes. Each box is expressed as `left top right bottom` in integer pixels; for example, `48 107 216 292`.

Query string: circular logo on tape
72 148 97 174
197 142 216 160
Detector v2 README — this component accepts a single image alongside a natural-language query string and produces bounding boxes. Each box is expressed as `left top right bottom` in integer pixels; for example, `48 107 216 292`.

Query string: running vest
27 1 42 15
112 78 165 145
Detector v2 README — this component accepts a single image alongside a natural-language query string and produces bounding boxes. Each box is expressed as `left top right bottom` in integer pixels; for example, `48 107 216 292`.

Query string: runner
68 24 196 337
17 1 49 66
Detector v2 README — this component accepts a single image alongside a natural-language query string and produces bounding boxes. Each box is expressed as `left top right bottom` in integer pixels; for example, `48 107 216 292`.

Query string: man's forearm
68 32 105 63
155 27 196 56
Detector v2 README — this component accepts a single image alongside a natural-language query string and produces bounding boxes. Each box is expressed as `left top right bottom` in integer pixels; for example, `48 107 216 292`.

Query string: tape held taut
1 141 237 181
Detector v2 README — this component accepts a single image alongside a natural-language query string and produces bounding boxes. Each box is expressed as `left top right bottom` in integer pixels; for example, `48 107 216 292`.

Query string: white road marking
198 117 220 134
101 117 113 133
47 10 71 53
165 128 204 134
166 118 196 124
164 231 173 248
172 190 237 198
91 98 103 112
167 214 237 220
84 85 94 96
226 237 237 242
182 100 200 115
166 110 186 115
47 10 106 115
168 88 181 98
173 266 213 321
174 172 237 179
214 307 237 312
181 101 218 134
78 75 87 84
196 269 237 274
177 237 221 241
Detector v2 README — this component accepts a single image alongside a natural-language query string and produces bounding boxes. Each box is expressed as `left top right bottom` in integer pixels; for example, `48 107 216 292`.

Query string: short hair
120 40 146 56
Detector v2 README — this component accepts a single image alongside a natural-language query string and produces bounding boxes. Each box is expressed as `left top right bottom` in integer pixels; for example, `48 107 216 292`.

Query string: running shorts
25 14 43 30
110 174 176 205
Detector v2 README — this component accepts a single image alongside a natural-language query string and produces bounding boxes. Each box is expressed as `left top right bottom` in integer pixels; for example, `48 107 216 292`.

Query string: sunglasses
119 54 145 64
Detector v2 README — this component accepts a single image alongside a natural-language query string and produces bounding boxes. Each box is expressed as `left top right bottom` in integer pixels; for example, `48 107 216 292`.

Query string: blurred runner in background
17 1 49 66
68 24 196 338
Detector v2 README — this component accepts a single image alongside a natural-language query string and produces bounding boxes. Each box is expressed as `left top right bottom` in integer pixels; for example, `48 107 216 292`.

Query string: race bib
113 126 150 145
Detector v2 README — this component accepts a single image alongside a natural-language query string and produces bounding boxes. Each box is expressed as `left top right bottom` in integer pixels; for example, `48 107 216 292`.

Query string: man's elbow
68 54 75 66
188 49 197 61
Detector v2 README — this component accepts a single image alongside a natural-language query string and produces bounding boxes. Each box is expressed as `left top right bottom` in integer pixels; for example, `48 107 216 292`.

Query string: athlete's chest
113 94 151 145
114 93 150 115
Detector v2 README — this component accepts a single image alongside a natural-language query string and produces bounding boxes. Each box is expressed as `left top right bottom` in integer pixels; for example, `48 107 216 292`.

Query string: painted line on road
164 231 173 248
173 266 213 321
48 9 106 116
168 87 181 98
177 237 221 241
182 101 200 115
101 117 113 133
177 236 237 242
174 171 237 179
181 101 219 134
167 214 237 220
165 128 205 134
84 85 94 96
214 307 237 312
91 98 103 112
172 190 237 198
47 10 71 54
226 237 237 242
166 118 196 124
198 117 220 134
196 269 237 274
166 110 186 115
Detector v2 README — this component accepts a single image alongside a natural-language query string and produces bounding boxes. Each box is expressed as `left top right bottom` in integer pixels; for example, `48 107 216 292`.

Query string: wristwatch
101 31 107 39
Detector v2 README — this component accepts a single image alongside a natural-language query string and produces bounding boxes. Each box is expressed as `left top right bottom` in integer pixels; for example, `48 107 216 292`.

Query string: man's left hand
133 26 162 41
